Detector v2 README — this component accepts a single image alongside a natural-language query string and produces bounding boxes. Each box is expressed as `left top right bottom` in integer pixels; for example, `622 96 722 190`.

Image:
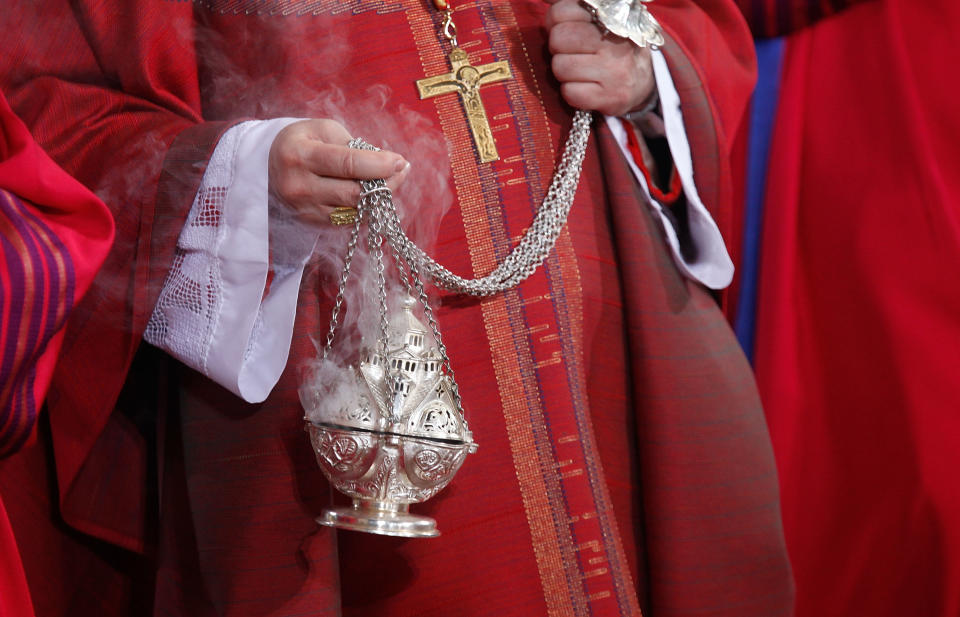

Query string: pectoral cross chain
417 47 512 163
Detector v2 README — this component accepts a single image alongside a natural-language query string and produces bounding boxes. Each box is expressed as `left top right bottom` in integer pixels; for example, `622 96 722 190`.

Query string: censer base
318 501 440 538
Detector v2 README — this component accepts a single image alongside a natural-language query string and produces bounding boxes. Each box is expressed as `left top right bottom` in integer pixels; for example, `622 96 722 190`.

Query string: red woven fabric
0 497 33 617
0 2 791 616
750 1 960 615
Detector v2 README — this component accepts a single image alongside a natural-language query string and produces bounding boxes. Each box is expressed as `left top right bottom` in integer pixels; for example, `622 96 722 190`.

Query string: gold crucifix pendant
416 47 512 163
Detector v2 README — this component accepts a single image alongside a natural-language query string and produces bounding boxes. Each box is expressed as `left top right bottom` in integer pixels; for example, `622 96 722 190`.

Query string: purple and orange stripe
0 189 76 457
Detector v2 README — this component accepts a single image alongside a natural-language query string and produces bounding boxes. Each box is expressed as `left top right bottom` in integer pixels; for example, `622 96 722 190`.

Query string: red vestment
0 90 113 617
0 2 792 616
735 1 960 615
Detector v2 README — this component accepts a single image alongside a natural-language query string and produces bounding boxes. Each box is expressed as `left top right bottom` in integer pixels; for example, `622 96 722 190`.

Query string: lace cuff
145 118 316 402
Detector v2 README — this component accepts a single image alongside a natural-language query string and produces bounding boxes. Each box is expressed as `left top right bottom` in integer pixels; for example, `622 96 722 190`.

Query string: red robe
0 2 792 616
0 91 114 617
736 1 960 615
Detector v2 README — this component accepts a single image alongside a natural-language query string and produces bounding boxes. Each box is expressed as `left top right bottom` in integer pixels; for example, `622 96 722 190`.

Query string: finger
548 21 603 55
385 161 412 193
562 80 639 116
310 175 368 211
551 53 605 85
303 142 407 181
294 162 411 226
296 206 340 228
276 171 359 212
297 118 354 145
545 0 593 29
302 161 410 209
559 81 609 112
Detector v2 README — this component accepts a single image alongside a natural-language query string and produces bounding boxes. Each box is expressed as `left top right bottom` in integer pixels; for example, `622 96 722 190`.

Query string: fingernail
395 158 408 173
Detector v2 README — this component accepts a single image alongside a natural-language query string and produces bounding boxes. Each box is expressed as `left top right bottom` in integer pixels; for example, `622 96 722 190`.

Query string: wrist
623 88 660 122
623 88 665 139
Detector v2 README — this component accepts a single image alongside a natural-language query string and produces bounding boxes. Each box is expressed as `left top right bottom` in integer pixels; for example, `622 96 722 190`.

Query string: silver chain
373 110 592 296
322 110 592 411
321 207 364 358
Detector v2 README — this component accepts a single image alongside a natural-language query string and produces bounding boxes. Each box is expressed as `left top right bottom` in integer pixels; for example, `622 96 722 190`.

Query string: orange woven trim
406 2 578 615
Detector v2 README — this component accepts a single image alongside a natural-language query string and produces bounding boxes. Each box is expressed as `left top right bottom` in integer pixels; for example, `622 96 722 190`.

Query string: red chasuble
0 2 792 616
736 1 960 615
0 91 114 617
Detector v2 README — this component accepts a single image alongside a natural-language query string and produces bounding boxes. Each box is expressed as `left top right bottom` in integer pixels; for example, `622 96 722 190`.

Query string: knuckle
546 2 565 25
548 30 562 54
551 22 581 52
611 94 630 116
318 118 351 145
335 183 361 207
283 178 309 204
279 145 301 168
272 135 301 166
385 175 404 193
272 171 293 194
560 83 583 108
339 151 358 178
551 55 568 79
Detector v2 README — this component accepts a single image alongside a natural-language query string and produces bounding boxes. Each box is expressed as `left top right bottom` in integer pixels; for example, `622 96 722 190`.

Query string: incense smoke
6 8 456 418
298 82 454 424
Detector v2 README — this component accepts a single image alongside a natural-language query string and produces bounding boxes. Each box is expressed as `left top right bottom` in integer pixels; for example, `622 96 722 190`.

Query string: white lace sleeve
145 118 317 403
606 49 735 290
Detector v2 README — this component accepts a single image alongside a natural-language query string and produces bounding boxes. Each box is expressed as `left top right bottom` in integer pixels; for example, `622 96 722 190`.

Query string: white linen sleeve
605 49 735 290
144 118 318 403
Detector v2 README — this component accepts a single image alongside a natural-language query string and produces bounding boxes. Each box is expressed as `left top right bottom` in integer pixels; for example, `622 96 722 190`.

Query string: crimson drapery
0 2 791 616
731 0 960 615
0 90 113 617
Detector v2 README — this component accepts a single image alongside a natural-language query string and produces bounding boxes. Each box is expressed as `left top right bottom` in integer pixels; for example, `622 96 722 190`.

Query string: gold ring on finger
329 206 358 226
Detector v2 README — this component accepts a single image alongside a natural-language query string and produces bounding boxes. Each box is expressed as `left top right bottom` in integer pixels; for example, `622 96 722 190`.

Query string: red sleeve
0 2 232 551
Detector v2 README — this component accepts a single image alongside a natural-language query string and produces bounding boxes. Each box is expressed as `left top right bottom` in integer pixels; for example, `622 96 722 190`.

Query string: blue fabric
734 37 785 363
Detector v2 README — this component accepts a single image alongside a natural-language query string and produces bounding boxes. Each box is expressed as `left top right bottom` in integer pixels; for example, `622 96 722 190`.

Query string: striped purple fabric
0 189 75 457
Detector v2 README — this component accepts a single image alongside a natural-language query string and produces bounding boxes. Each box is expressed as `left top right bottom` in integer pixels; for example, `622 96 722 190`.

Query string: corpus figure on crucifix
417 47 511 162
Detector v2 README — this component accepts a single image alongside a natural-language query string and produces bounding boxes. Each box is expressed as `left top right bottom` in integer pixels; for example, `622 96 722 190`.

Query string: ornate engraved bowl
305 422 476 537
301 298 478 537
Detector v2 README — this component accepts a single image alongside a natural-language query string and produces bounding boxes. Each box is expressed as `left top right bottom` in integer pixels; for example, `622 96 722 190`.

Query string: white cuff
146 117 317 403
605 49 735 290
